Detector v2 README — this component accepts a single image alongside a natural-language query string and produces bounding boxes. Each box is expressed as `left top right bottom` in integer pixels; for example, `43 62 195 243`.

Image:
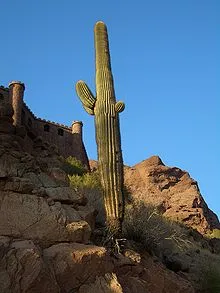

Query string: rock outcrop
0 96 199 292
115 249 195 293
0 100 109 292
124 156 220 234
0 237 60 293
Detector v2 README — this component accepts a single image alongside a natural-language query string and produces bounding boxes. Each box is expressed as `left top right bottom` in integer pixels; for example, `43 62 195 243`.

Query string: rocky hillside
0 94 199 293
90 156 220 235
0 98 220 292
124 156 220 234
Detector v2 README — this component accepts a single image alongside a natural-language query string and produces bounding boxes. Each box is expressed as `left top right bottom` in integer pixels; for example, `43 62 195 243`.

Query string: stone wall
0 86 9 101
0 82 90 169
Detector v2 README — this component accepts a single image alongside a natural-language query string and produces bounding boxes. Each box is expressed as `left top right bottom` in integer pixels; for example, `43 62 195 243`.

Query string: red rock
124 156 220 234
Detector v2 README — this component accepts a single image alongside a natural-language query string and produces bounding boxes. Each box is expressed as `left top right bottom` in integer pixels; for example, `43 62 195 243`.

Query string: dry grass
122 199 220 292
123 200 191 255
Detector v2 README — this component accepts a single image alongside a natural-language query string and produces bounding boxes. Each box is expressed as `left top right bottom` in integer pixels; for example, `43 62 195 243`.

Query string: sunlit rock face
124 155 220 234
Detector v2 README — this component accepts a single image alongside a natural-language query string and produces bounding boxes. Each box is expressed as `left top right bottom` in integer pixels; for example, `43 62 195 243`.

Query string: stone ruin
0 81 89 168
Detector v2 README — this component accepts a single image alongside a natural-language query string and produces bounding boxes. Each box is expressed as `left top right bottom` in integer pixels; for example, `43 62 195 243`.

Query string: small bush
123 200 191 255
69 170 101 190
61 156 86 176
200 263 220 293
69 170 105 225
210 229 220 239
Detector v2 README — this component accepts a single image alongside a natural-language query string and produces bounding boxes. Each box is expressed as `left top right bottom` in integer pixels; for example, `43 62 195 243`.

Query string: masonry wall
35 119 78 160
21 104 90 167
21 103 36 133
0 86 9 102
0 83 90 169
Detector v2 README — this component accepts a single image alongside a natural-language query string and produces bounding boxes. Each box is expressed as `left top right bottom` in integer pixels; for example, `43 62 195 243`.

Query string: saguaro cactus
76 21 125 231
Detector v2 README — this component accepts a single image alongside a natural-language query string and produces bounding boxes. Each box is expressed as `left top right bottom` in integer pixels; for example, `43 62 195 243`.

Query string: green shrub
205 229 220 241
61 156 86 176
69 170 101 190
210 229 220 239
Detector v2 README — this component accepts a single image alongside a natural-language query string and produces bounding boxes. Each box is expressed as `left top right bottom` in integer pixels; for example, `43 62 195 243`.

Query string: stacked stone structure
0 81 89 168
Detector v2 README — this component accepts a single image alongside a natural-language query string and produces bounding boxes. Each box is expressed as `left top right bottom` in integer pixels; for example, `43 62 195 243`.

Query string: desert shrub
61 156 86 176
69 170 101 190
69 170 105 225
199 260 220 293
209 229 220 239
122 199 220 291
123 185 133 203
123 200 191 255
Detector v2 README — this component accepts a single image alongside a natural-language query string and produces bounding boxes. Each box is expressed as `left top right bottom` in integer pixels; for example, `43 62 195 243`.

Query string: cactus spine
76 21 125 231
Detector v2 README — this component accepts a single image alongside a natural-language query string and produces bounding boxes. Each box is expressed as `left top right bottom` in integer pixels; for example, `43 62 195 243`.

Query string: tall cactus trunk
76 21 125 232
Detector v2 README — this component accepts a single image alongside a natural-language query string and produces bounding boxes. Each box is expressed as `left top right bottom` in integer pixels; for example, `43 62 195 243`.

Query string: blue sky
1 0 219 218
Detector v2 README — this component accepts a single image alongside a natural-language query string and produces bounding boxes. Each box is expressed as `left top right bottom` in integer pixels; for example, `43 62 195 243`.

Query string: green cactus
76 21 125 232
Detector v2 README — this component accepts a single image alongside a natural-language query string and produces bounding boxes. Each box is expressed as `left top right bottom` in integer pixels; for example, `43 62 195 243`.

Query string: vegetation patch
61 156 87 176
198 254 220 293
69 171 101 190
207 229 220 239
123 200 191 255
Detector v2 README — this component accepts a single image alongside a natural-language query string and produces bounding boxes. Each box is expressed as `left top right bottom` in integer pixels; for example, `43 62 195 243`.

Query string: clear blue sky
1 0 219 218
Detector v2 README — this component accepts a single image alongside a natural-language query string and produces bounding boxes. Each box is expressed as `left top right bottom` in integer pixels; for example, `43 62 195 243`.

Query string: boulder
0 238 59 293
45 186 86 205
83 187 106 225
78 273 123 293
43 243 114 292
0 192 91 247
4 177 34 193
115 251 195 293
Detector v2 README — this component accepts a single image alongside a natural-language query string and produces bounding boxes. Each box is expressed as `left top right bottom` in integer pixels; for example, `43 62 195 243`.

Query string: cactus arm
115 101 125 113
76 81 96 115
83 105 94 115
